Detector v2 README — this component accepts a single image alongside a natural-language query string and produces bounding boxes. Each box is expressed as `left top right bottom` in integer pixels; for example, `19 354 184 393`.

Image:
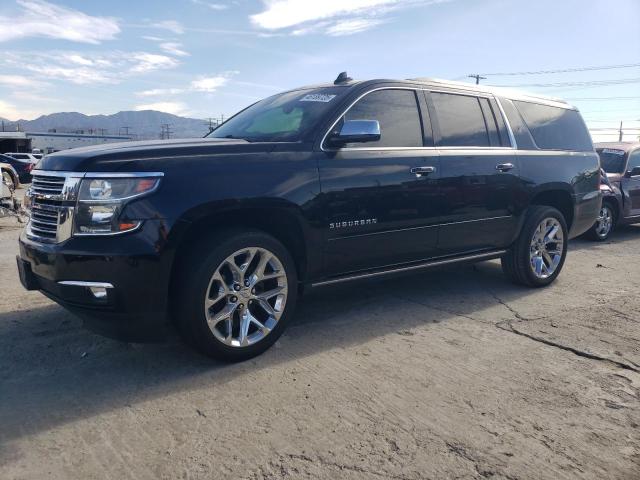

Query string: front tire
174 230 298 362
502 206 568 287
584 201 616 241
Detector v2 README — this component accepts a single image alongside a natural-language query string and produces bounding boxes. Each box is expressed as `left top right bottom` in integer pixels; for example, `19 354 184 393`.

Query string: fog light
89 286 108 299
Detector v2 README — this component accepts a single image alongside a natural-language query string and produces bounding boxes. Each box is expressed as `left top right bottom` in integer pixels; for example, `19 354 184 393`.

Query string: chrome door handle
496 163 514 172
411 166 436 177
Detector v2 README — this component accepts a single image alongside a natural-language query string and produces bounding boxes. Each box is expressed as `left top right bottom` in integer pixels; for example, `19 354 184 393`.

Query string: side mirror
328 120 381 146
626 166 640 178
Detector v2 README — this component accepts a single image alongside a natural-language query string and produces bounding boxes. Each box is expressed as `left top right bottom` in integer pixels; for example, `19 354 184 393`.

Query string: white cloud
191 0 229 10
325 18 385 35
0 74 48 88
250 0 448 35
0 50 181 85
190 75 230 92
136 88 186 97
134 102 189 116
0 99 47 121
151 20 185 35
0 0 119 44
159 42 190 57
130 53 180 73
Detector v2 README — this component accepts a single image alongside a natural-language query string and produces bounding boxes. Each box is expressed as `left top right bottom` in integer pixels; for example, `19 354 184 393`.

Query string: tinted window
209 86 347 142
513 101 592 152
342 89 423 148
500 99 536 149
431 93 489 147
479 98 500 146
629 150 640 170
597 148 627 174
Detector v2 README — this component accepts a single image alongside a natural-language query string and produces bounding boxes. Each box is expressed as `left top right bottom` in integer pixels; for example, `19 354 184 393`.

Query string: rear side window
431 93 490 147
513 101 593 152
342 89 423 148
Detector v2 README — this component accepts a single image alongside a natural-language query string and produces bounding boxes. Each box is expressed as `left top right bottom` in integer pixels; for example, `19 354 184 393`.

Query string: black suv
17 75 600 361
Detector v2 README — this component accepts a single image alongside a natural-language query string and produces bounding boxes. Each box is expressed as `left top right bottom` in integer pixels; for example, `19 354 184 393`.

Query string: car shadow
570 223 640 252
0 260 530 449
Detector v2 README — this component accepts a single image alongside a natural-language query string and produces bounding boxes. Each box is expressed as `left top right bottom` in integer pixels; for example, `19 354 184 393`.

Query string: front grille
31 175 66 196
26 172 81 244
29 204 59 240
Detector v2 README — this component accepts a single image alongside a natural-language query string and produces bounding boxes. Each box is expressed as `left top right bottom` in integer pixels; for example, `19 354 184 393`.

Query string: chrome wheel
204 247 288 347
594 205 613 239
529 217 564 279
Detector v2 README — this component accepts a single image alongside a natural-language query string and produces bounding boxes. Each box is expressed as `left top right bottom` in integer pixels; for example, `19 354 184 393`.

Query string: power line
490 77 640 88
480 62 640 76
566 96 640 101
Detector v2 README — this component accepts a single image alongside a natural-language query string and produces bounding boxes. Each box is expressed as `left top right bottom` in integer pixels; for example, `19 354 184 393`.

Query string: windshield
597 148 627 174
208 87 347 142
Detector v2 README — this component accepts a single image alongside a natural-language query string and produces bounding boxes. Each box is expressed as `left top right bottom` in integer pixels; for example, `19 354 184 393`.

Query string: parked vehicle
1 162 21 219
5 152 39 163
585 142 640 240
0 153 34 183
17 74 601 361
1 162 19 193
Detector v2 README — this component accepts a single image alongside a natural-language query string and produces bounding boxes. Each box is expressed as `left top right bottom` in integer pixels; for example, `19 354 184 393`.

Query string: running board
311 250 508 288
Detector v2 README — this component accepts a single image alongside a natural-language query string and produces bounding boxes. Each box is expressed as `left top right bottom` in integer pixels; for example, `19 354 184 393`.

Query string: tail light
26 163 34 172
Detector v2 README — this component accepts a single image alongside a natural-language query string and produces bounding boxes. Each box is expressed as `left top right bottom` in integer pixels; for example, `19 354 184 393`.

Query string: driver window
342 89 423 148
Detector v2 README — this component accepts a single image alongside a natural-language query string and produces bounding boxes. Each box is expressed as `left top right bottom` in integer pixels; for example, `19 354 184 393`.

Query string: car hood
36 137 279 172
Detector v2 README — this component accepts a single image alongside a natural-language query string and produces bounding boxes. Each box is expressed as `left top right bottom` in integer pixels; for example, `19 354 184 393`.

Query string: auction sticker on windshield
300 94 337 102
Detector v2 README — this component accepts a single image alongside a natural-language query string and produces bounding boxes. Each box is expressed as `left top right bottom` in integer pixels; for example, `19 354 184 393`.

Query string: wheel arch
529 188 574 230
168 204 311 291
0 165 19 189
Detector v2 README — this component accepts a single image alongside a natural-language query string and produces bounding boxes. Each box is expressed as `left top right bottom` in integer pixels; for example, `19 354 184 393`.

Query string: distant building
27 132 133 153
0 132 32 154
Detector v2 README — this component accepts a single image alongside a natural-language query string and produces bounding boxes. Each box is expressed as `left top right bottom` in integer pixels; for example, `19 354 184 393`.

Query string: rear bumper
569 190 602 239
17 219 173 341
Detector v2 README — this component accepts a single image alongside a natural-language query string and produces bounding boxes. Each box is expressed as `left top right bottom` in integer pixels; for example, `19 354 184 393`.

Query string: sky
0 0 638 141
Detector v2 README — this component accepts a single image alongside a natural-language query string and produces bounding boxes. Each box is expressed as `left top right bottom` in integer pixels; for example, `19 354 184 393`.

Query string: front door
319 88 441 276
427 91 520 255
622 149 640 218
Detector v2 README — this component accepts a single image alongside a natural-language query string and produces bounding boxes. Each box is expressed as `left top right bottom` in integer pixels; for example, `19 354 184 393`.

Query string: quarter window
341 89 423 148
431 93 490 147
513 101 592 152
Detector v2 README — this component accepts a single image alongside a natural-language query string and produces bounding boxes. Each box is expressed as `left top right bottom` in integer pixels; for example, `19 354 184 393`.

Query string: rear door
622 149 640 218
426 90 520 256
319 88 441 275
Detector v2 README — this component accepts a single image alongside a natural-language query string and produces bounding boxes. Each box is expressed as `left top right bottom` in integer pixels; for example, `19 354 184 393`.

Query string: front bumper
17 219 173 341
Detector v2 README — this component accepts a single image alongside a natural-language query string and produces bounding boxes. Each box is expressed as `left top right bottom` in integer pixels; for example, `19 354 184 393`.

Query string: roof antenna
334 71 352 85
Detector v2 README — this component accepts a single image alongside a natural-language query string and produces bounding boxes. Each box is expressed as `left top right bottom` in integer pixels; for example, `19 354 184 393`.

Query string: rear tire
173 229 298 362
502 206 568 287
584 201 616 241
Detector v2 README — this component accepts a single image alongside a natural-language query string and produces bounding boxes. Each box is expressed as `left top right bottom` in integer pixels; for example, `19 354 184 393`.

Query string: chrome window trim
31 170 164 179
320 86 518 153
494 97 518 149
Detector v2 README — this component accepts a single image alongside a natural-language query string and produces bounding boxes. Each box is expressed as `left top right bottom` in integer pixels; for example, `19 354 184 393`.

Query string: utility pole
619 121 624 141
160 123 172 140
468 74 486 85
205 118 217 133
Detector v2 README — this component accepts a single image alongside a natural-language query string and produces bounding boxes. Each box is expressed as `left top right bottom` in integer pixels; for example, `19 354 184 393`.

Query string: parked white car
4 152 39 163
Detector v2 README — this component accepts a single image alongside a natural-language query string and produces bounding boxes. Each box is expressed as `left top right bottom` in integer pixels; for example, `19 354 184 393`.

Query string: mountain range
0 111 211 140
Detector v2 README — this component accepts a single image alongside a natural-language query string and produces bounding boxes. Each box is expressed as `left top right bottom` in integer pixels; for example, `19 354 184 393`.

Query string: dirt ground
1 189 639 479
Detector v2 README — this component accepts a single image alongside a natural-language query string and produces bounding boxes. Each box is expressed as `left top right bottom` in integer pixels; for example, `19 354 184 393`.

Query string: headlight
74 175 161 235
